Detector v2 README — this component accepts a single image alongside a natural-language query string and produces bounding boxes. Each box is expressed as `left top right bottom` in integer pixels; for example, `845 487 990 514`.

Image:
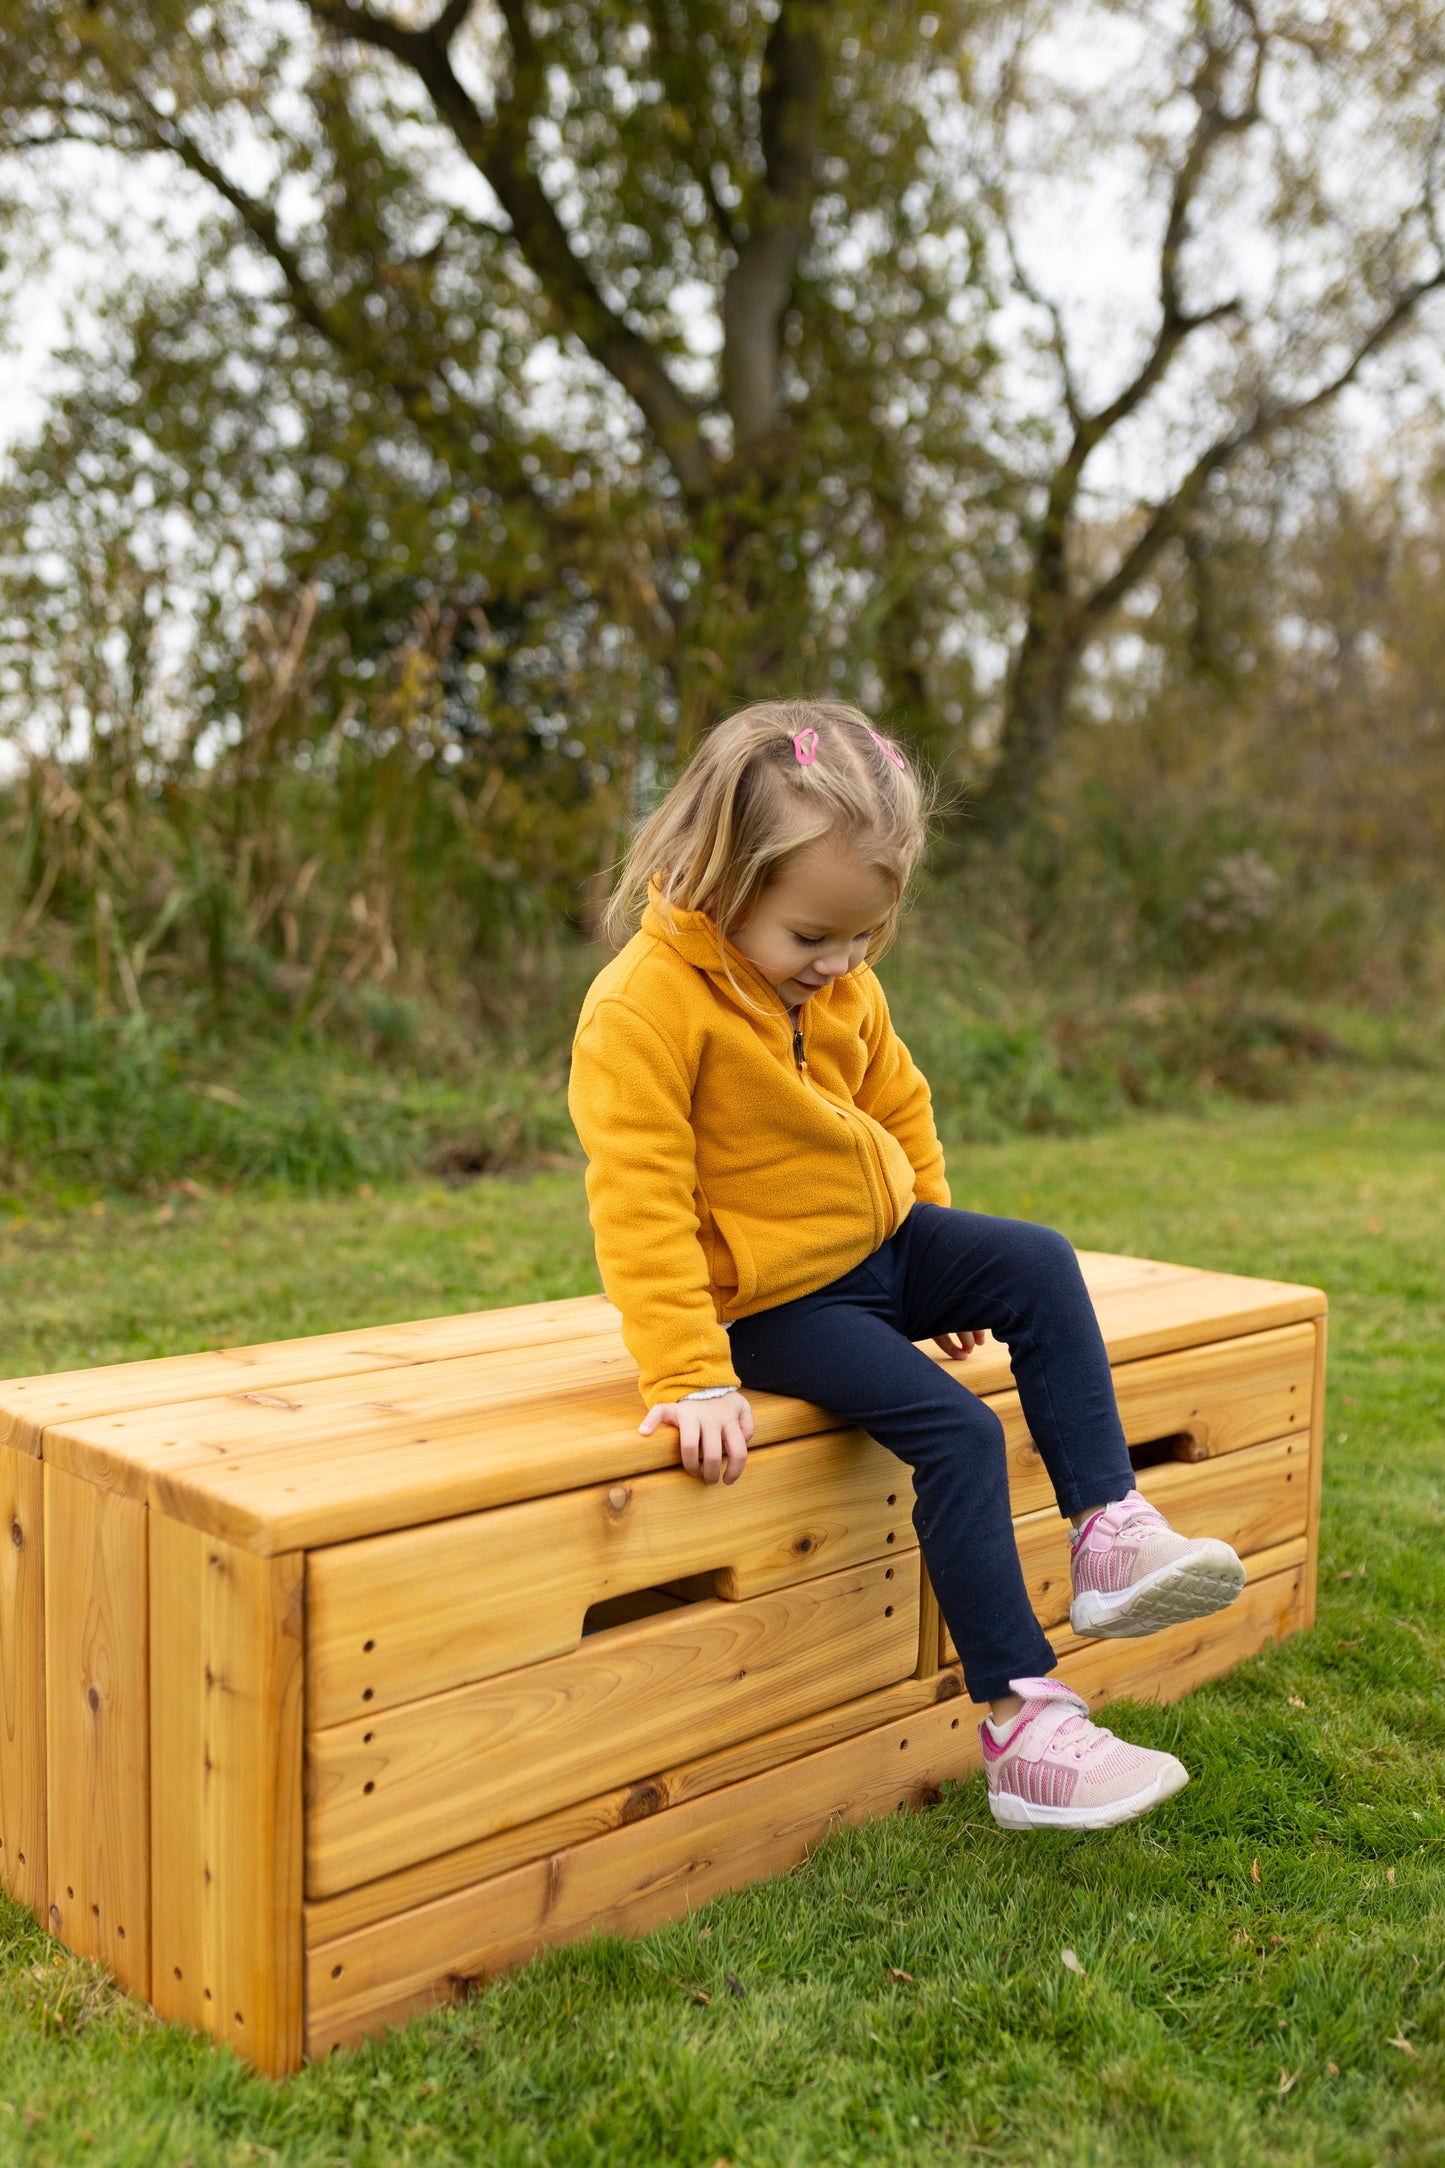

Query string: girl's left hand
934 1329 987 1361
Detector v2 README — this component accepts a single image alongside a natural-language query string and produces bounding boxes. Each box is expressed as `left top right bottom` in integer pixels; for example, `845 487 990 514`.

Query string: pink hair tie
792 728 819 766
867 726 907 771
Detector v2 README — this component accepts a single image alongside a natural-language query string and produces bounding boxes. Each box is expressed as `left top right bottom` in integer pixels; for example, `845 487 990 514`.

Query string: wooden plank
0 1446 46 1914
307 1430 915 1723
997 1322 1318 1520
916 1558 945 1679
46 1260 1322 1555
149 1517 305 2079
306 1554 921 1898
43 1464 150 1997
306 1686 977 2052
945 1530 1309 1668
44 1330 633 1503
1303 1316 1328 1630
1067 1268 1324 1366
304 1667 965 1945
1013 1433 1309 1632
1057 1560 1305 1712
145 1379 838 1556
0 1294 621 1457
306 1560 1305 2055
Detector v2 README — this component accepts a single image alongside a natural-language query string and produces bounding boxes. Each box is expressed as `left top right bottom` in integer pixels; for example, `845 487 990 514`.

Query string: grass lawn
0 1072 1441 2166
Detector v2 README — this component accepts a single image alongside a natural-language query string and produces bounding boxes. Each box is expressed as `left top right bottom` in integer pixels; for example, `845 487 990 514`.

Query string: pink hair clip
867 726 907 771
792 728 819 766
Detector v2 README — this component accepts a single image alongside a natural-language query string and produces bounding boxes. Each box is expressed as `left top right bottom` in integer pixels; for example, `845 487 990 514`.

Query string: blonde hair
603 700 935 955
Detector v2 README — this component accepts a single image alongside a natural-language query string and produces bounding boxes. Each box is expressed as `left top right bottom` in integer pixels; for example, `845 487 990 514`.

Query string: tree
2 0 1444 859
970 0 1445 831
0 0 998 798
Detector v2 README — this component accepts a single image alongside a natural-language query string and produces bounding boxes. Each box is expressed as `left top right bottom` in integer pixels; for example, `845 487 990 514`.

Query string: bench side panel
150 1518 305 2079
0 1445 45 1914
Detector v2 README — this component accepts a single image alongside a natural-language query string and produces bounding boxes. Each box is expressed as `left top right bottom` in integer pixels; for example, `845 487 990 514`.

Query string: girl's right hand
639 1390 754 1485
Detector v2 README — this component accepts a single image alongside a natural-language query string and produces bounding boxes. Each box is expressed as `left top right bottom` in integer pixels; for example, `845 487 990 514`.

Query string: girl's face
729 841 896 1008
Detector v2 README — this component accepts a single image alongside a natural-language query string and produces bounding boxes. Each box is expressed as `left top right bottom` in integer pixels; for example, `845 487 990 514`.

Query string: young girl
569 700 1246 1831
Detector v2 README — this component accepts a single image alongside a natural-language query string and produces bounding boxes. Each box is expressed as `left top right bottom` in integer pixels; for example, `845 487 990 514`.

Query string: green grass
0 1073 1442 2165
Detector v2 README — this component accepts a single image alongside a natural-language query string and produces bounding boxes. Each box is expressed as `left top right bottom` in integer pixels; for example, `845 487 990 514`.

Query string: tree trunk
971 607 1081 839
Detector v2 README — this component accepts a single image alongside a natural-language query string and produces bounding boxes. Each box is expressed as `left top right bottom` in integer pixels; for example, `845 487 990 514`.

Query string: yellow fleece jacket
568 889 949 1407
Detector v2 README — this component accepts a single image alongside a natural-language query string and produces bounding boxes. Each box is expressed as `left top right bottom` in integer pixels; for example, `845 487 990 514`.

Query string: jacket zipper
778 989 890 1237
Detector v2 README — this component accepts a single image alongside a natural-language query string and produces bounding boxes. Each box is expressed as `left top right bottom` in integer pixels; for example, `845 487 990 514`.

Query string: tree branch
1080 265 1445 630
1074 14 1261 458
643 0 740 250
720 0 827 451
306 0 716 495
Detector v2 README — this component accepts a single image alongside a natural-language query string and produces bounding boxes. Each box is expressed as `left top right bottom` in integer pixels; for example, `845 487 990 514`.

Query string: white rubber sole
1069 1541 1246 1640
989 1755 1190 1831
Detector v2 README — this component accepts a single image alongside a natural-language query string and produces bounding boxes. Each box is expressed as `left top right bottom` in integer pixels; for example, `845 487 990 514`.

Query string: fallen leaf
153 1203 175 1224
886 1967 915 1984
1278 2068 1302 2096
725 1972 745 2000
1336 1638 1363 1651
1388 2033 1417 2057
1251 1858 1261 1884
1387 1867 1396 1884
1395 1618 1428 1643
1233 1929 1249 1946
697 1925 712 1940
1288 1694 1307 1709
1060 1948 1086 1977
691 1989 711 2006
1336 1570 1354 1582
1327 2062 1340 2077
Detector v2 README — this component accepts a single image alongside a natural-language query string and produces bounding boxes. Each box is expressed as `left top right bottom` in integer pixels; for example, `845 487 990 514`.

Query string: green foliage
0 958 580 1198
0 1080 1442 2164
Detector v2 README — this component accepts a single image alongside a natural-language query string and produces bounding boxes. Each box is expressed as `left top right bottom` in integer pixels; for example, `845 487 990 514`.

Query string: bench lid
10 1253 1325 1555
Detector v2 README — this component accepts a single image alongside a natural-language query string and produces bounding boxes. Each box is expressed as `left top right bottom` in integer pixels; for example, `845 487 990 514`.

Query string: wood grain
44 1330 633 1503
999 1321 1318 1520
306 1555 921 1897
149 1517 305 2079
0 1295 621 1458
306 1560 1304 2054
306 1686 977 2052
944 1530 1308 1668
0 1447 46 1914
916 1558 945 1679
307 1429 915 1722
303 1667 965 1945
1303 1316 1328 1630
37 1256 1323 1556
43 1465 150 1996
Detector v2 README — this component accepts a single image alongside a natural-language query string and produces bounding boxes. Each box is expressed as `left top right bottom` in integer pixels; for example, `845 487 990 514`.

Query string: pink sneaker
980 1677 1190 1830
1069 1488 1245 1639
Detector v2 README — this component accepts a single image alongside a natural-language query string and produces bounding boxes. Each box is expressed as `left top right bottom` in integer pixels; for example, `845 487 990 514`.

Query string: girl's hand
639 1390 754 1485
935 1329 988 1362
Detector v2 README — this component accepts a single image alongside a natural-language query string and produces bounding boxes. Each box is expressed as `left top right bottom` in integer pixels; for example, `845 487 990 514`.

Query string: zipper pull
792 1026 806 1071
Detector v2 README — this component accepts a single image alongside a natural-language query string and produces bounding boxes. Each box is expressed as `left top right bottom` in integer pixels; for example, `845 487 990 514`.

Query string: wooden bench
0 1251 1326 2076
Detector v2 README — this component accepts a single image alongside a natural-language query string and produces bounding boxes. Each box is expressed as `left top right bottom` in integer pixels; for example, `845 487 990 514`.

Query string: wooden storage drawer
1015 1431 1311 1632
307 1428 914 1723
306 1553 921 1896
995 1321 1316 1519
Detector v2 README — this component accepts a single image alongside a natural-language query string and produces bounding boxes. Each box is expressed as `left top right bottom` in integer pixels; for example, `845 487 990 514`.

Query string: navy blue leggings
728 1202 1136 1702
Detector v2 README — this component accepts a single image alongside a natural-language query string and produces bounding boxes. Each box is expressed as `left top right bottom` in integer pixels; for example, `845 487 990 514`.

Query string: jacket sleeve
568 995 741 1408
854 974 950 1206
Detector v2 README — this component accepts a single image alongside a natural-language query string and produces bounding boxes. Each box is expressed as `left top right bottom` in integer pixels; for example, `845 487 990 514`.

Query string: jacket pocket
709 1204 758 1310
